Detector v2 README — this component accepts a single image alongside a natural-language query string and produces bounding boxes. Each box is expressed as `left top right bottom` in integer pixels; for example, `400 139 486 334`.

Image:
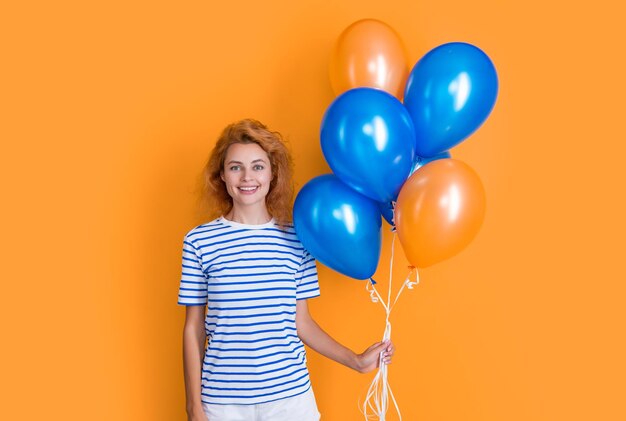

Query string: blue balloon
378 152 452 226
321 87 416 203
404 42 498 157
293 174 382 280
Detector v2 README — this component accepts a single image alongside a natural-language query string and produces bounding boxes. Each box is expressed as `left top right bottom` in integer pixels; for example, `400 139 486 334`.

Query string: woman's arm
183 305 208 421
295 299 394 373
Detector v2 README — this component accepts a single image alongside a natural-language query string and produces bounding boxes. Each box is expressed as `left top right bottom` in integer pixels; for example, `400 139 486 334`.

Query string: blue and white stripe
178 217 320 405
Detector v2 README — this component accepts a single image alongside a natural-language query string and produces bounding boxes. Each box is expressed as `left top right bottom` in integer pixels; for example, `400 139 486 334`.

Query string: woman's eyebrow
226 158 267 165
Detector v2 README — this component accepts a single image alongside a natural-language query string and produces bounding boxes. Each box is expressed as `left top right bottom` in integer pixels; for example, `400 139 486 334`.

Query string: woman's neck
224 206 272 225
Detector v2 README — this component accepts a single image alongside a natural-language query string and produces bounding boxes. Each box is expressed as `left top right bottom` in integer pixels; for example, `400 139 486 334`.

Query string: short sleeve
177 235 208 306
295 249 320 300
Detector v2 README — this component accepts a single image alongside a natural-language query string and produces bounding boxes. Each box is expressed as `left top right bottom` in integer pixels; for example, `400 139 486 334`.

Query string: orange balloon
329 19 409 100
395 159 486 268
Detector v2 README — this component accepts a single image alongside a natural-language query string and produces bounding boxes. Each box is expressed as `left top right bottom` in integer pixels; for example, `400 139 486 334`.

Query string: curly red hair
203 119 295 223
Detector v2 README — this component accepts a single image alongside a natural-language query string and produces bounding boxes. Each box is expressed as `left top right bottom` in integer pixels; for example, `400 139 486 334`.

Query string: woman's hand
295 300 396 374
355 340 395 374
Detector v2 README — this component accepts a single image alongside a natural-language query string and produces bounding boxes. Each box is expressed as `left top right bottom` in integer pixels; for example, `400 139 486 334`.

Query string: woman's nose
240 169 252 181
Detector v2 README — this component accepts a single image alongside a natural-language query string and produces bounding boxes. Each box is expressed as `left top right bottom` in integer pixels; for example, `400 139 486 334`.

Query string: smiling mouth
238 186 259 193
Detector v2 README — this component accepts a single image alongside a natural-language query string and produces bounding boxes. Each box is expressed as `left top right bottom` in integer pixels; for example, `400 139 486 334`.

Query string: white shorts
202 388 321 421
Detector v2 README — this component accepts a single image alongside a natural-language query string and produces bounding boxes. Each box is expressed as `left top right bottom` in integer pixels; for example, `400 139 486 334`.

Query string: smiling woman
178 119 395 421
220 143 274 221
203 119 295 224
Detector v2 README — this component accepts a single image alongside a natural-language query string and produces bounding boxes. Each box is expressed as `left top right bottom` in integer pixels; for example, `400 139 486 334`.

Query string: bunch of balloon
293 19 498 421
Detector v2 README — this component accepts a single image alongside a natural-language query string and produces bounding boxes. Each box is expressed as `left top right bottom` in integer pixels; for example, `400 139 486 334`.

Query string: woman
178 119 394 421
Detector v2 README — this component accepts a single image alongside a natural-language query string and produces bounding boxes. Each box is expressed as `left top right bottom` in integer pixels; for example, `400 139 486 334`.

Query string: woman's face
221 142 273 211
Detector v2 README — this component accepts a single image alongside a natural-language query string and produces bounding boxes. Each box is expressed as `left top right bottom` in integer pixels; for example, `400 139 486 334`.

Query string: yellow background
2 0 625 420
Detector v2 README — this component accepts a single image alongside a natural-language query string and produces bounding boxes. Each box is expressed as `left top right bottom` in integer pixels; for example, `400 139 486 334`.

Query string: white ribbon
361 233 419 421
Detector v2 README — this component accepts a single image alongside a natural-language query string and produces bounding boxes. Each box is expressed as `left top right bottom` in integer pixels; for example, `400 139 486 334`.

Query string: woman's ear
220 171 225 182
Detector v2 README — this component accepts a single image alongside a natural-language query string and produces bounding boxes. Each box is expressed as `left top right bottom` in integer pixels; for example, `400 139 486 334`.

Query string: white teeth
239 187 258 191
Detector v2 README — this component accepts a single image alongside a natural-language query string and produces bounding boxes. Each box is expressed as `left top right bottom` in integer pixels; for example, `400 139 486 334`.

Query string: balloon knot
406 279 417 289
366 278 379 304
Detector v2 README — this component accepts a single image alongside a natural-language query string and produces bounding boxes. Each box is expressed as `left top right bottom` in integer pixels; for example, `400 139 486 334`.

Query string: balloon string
391 268 419 313
362 233 419 420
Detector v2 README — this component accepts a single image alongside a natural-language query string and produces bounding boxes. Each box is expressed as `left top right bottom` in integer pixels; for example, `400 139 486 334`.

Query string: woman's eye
229 165 240 171
253 165 264 171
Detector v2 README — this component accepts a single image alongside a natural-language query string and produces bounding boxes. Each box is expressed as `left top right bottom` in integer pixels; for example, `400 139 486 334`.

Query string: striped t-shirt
177 217 320 405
